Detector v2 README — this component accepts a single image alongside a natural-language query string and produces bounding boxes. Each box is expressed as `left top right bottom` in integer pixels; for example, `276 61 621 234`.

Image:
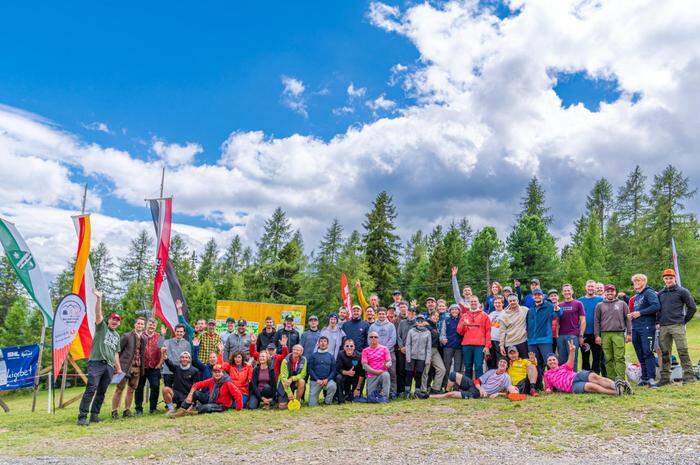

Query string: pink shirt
361 344 390 378
543 362 576 393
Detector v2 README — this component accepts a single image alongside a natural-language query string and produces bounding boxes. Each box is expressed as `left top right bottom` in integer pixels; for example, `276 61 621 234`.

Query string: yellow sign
215 300 307 334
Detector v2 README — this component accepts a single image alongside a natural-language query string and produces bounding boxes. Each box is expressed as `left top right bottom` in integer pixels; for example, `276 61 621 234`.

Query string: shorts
515 378 532 394
172 390 188 407
162 374 175 388
276 381 298 402
448 371 480 399
571 370 591 394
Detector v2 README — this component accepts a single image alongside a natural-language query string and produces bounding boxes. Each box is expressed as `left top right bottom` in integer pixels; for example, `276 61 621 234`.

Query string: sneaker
111 410 119 420
682 378 696 385
507 393 526 401
416 391 429 399
621 380 633 395
167 408 187 418
656 379 671 387
134 410 143 417
89 413 102 423
614 379 624 396
77 417 89 426
122 409 132 418
529 388 539 397
637 380 649 387
647 379 658 389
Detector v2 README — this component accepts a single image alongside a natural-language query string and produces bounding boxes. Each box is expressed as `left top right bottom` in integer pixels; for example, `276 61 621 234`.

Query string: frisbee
288 399 301 411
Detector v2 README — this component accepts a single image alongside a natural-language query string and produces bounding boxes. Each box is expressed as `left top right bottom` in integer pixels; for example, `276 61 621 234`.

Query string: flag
0 218 53 325
68 215 96 360
671 237 682 287
150 198 187 330
340 272 352 312
52 294 86 379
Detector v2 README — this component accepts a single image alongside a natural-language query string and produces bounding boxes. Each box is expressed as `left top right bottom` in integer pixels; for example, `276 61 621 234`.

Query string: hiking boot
416 391 429 399
77 417 89 426
111 410 119 420
89 413 102 423
122 409 132 418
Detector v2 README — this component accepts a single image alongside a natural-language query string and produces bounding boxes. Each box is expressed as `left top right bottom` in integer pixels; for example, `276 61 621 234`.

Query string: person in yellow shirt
506 346 539 396
355 280 379 318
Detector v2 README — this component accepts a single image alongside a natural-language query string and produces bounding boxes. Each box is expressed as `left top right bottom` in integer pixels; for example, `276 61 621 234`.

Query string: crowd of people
76 267 696 425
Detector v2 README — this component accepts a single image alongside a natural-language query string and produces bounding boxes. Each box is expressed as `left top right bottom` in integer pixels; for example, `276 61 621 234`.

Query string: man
275 315 301 352
451 266 472 306
319 313 345 359
300 315 321 358
487 296 507 369
361 331 392 401
502 286 514 302
175 298 198 342
595 282 606 297
548 289 560 354
307 336 337 406
594 284 632 380
544 340 632 396
523 278 542 308
506 346 539 397
342 305 371 353
198 319 222 365
365 307 376 325
169 364 243 417
338 307 349 326
499 294 529 359
388 290 403 312
335 339 365 402
111 316 148 419
629 274 661 387
134 318 164 415
220 317 237 345
431 358 517 400
224 319 252 360
77 289 122 426
369 307 397 397
256 316 277 353
526 288 561 387
422 311 446 394
161 350 202 414
161 324 191 389
355 279 379 313
425 297 437 314
579 280 605 375
556 284 586 369
277 344 307 409
396 303 416 395
657 269 697 385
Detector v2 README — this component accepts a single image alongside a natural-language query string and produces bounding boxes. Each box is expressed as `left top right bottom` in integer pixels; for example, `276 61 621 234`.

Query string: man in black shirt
335 339 365 403
159 348 201 415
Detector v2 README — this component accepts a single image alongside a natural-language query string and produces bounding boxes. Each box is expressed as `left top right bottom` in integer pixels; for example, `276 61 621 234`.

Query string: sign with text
0 344 40 391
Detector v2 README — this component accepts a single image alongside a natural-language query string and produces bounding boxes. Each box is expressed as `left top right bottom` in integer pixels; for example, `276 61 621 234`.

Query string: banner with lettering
0 344 40 391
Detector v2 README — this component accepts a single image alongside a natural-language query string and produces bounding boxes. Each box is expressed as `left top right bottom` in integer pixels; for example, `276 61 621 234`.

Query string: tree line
0 164 697 346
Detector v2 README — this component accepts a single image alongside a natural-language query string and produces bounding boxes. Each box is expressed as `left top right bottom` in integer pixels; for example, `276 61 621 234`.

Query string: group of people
76 266 696 425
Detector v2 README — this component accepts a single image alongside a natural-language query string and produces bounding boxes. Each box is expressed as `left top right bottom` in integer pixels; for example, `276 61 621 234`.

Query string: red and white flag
149 198 186 330
340 272 352 312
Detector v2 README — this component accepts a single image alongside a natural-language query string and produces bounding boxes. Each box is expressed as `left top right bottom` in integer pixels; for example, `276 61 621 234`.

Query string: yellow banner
215 300 307 334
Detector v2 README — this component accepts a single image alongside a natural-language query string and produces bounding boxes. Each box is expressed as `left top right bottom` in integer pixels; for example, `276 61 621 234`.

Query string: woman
221 351 253 406
457 295 491 379
484 282 503 314
487 295 506 369
440 304 463 379
249 351 276 409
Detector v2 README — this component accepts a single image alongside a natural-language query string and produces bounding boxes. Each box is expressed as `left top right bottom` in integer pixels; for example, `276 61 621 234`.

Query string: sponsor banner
0 344 40 391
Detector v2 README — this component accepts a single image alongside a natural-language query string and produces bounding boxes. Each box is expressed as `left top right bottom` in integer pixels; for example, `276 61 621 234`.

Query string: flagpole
160 166 165 198
30 320 47 412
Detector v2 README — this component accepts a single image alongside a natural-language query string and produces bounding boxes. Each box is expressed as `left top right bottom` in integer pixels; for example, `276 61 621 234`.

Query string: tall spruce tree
519 177 552 224
257 207 292 265
580 211 608 281
197 238 219 283
586 178 613 238
507 215 560 287
363 191 401 302
616 165 649 230
118 229 154 287
465 227 510 297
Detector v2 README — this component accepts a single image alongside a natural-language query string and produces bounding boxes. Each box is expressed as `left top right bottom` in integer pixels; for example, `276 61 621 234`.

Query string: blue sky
0 0 697 275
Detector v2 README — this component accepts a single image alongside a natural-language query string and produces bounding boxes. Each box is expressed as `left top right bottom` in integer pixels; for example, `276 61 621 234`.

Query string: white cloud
152 139 203 166
332 106 355 116
82 122 111 133
347 83 366 98
366 94 396 111
281 76 308 117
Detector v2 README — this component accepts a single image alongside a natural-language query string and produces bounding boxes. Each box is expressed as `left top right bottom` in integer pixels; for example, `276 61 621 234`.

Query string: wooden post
58 354 88 409
31 324 47 412
58 359 68 407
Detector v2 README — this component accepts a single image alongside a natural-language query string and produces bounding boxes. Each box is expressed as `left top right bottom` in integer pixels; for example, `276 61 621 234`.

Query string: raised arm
451 267 465 305
93 288 103 325
355 280 369 312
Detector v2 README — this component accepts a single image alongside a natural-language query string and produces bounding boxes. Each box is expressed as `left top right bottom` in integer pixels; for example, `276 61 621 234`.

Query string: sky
1 0 699 277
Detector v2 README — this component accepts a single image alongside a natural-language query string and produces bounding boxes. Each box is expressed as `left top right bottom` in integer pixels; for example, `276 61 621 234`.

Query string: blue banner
0 344 40 391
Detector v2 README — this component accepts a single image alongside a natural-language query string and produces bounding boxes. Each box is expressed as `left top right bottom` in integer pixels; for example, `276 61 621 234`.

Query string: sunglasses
369 336 378 339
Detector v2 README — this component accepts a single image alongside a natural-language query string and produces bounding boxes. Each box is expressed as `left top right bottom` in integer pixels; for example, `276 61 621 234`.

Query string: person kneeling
169 364 243 417
431 358 518 399
307 336 338 406
277 345 307 409
505 346 539 397
543 339 633 396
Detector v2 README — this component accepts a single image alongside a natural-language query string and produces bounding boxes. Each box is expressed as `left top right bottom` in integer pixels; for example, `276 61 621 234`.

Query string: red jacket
249 342 289 377
191 377 243 410
216 353 253 395
457 310 491 348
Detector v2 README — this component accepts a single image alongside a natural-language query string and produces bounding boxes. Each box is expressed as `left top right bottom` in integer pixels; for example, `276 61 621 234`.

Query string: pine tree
363 191 401 302
507 215 560 287
271 234 305 303
562 247 588 295
198 238 219 283
586 178 613 238
118 229 154 287
465 227 510 297
570 215 588 248
257 207 292 265
91 242 116 298
0 298 29 346
457 217 473 246
580 211 608 281
299 219 344 315
0 256 20 325
221 235 243 274
519 177 552 224
616 165 649 230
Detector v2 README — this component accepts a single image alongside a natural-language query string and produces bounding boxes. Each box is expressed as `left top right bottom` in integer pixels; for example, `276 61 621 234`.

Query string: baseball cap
415 314 426 321
604 284 616 292
532 288 544 295
237 319 247 326
212 364 223 372
207 319 216 325
328 312 339 320
547 289 558 295
662 268 676 278
392 290 402 296
503 286 513 292
108 312 121 321
266 343 277 350
530 278 540 285
507 346 518 353
226 317 236 324
426 296 436 302
308 315 318 321
284 315 294 322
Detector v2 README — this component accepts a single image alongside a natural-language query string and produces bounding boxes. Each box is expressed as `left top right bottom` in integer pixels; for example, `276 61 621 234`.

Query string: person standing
300 315 322 358
198 319 222 365
422 311 446 394
526 289 561 387
111 316 148 418
307 336 338 406
77 289 122 426
134 318 164 415
629 274 661 387
657 269 697 385
256 316 277 353
361 331 392 400
579 280 605 375
404 315 432 398
319 313 345 359
457 296 491 380
275 315 301 352
161 324 191 389
220 317 237 346
440 304 463 381
556 284 586 369
594 284 632 380
342 305 371 354
499 294 529 359
369 307 398 397
224 319 252 360
487 296 507 369
451 266 472 307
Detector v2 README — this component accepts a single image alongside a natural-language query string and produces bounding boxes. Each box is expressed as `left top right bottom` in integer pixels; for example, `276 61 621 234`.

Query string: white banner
52 294 86 380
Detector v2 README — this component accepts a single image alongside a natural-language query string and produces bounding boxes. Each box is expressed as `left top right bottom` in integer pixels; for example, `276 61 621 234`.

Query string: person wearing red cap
594 284 632 380
77 289 123 426
169 364 243 417
658 269 697 385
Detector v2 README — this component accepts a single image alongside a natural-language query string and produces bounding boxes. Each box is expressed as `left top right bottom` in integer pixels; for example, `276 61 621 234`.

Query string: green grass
1 319 698 460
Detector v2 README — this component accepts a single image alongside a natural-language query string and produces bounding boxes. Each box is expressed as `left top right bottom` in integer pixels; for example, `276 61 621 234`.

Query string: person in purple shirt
557 284 586 368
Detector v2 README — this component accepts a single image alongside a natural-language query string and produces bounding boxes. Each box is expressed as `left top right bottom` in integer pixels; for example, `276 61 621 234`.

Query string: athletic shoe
167 408 187 418
122 409 132 418
614 379 624 396
621 380 633 395
647 379 658 389
134 410 143 417
656 379 671 387
89 413 102 423
637 380 649 387
76 417 89 426
682 378 696 385
529 388 539 397
111 410 119 420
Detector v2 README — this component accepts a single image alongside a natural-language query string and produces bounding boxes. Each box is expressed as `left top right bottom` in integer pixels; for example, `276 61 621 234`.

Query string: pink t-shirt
361 345 390 378
543 363 576 393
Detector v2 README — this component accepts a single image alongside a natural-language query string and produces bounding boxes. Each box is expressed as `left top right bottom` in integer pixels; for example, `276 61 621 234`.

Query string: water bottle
0 351 8 386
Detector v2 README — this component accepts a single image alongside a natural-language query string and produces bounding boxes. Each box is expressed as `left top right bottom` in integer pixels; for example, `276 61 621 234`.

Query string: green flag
0 218 53 326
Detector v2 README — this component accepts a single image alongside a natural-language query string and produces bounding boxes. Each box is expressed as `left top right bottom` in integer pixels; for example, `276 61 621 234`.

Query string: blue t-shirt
578 296 603 335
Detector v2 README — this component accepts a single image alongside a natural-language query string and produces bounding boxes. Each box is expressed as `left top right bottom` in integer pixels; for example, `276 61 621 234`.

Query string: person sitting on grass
543 339 633 396
249 333 289 376
169 364 243 417
160 349 202 414
219 351 253 407
277 344 307 409
430 358 521 400
249 351 276 409
505 346 539 397
191 338 223 380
